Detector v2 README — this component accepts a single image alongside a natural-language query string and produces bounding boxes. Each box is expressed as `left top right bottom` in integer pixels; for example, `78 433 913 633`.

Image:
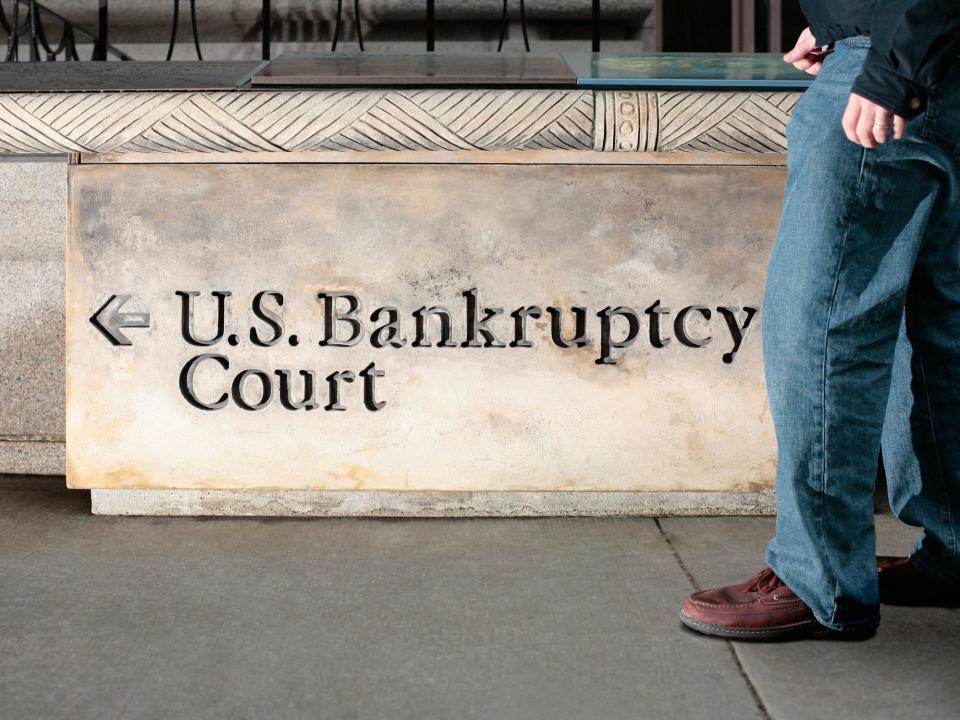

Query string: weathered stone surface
0 157 67 443
0 440 64 475
91 489 776 516
593 91 796 153
67 160 781 493
0 89 799 154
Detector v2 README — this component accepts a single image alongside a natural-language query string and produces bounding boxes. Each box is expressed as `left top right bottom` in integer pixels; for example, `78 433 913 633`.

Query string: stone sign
67 161 781 494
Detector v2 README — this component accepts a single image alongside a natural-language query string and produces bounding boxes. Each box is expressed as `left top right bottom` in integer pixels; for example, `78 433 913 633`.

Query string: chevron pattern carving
0 89 594 154
0 88 800 155
656 91 799 152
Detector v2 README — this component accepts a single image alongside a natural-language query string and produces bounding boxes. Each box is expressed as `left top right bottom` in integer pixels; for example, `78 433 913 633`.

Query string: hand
784 27 831 75
842 93 906 147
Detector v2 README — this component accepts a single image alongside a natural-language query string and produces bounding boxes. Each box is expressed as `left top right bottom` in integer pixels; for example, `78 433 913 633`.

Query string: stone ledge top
0 62 264 92
0 89 799 155
0 55 806 156
0 54 811 93
0 87 799 155
0 56 800 155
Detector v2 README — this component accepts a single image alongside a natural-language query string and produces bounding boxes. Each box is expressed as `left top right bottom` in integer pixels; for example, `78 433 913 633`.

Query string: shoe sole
679 611 821 641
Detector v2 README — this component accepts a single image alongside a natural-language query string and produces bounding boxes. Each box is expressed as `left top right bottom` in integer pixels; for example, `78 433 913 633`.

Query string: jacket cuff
808 24 852 47
851 48 926 119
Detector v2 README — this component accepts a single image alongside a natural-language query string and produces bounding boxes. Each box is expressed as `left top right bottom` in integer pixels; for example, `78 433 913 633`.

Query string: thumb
783 43 812 63
784 28 816 62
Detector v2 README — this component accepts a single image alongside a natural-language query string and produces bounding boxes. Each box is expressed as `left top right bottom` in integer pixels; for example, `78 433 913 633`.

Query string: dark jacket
800 0 960 118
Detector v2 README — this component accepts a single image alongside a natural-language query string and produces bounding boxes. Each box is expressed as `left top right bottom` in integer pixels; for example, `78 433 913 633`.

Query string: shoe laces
747 567 784 595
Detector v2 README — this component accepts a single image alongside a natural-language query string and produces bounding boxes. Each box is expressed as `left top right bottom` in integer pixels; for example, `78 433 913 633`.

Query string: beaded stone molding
0 88 799 154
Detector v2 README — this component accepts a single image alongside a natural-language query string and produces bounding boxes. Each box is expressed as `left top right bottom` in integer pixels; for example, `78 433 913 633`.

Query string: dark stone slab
660 516 959 720
0 61 264 92
251 52 577 87
0 55 811 94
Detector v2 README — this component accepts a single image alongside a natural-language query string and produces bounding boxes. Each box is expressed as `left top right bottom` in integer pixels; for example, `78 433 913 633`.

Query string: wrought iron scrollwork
332 0 364 52
4 0 79 61
166 0 202 61
1 0 130 62
592 0 601 51
426 0 434 51
2 0 605 63
497 0 530 52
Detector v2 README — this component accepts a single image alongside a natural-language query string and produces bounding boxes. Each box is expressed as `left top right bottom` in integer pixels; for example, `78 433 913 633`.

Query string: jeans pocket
921 59 960 156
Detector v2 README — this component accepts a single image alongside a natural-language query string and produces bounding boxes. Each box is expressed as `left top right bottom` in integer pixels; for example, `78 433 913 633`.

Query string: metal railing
2 1 788 63
2 0 130 61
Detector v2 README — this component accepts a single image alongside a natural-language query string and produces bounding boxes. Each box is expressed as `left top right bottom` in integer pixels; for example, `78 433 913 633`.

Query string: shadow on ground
1 475 957 720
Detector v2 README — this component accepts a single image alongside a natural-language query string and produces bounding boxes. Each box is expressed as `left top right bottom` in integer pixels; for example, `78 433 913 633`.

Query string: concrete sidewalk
1 475 957 720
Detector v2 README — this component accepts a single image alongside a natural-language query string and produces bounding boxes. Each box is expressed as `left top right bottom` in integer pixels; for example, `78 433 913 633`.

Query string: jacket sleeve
851 0 960 118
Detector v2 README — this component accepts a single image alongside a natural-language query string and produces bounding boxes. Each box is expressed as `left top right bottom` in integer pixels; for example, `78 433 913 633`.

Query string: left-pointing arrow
90 294 151 346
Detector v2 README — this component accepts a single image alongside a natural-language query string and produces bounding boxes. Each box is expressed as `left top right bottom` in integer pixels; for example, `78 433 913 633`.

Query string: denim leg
882 221 960 581
762 41 955 630
879 56 960 581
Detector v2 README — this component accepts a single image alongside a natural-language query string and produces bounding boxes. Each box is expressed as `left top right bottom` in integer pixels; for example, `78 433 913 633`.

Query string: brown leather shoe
877 556 960 607
680 567 821 640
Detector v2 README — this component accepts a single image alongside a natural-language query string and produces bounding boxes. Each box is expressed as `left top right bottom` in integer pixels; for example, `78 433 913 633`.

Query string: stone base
90 489 775 517
0 439 65 476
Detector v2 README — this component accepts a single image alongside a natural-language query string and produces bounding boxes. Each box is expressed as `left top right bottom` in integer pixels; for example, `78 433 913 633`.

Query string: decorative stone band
0 88 800 155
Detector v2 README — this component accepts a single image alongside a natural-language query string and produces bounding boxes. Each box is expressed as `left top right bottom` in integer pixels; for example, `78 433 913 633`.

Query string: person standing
681 1 960 639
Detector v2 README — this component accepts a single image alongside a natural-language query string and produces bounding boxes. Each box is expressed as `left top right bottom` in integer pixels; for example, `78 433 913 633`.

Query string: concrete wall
0 156 67 475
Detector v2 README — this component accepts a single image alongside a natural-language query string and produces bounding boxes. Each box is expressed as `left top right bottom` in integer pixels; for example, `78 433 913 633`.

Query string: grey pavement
1 475 957 720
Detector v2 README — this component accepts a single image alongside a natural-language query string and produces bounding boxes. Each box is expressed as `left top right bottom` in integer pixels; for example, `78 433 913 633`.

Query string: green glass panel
564 52 812 89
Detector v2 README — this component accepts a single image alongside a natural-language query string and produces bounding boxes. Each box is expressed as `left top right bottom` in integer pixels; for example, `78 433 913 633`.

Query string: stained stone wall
0 77 798 512
67 160 783 496
0 150 789 495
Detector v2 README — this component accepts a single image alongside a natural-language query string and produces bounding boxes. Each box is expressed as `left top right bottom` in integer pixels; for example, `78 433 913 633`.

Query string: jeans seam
822 146 870 626
921 81 938 138
913 345 958 577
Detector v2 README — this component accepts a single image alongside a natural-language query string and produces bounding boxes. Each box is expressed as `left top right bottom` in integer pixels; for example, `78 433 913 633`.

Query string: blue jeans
763 37 960 631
